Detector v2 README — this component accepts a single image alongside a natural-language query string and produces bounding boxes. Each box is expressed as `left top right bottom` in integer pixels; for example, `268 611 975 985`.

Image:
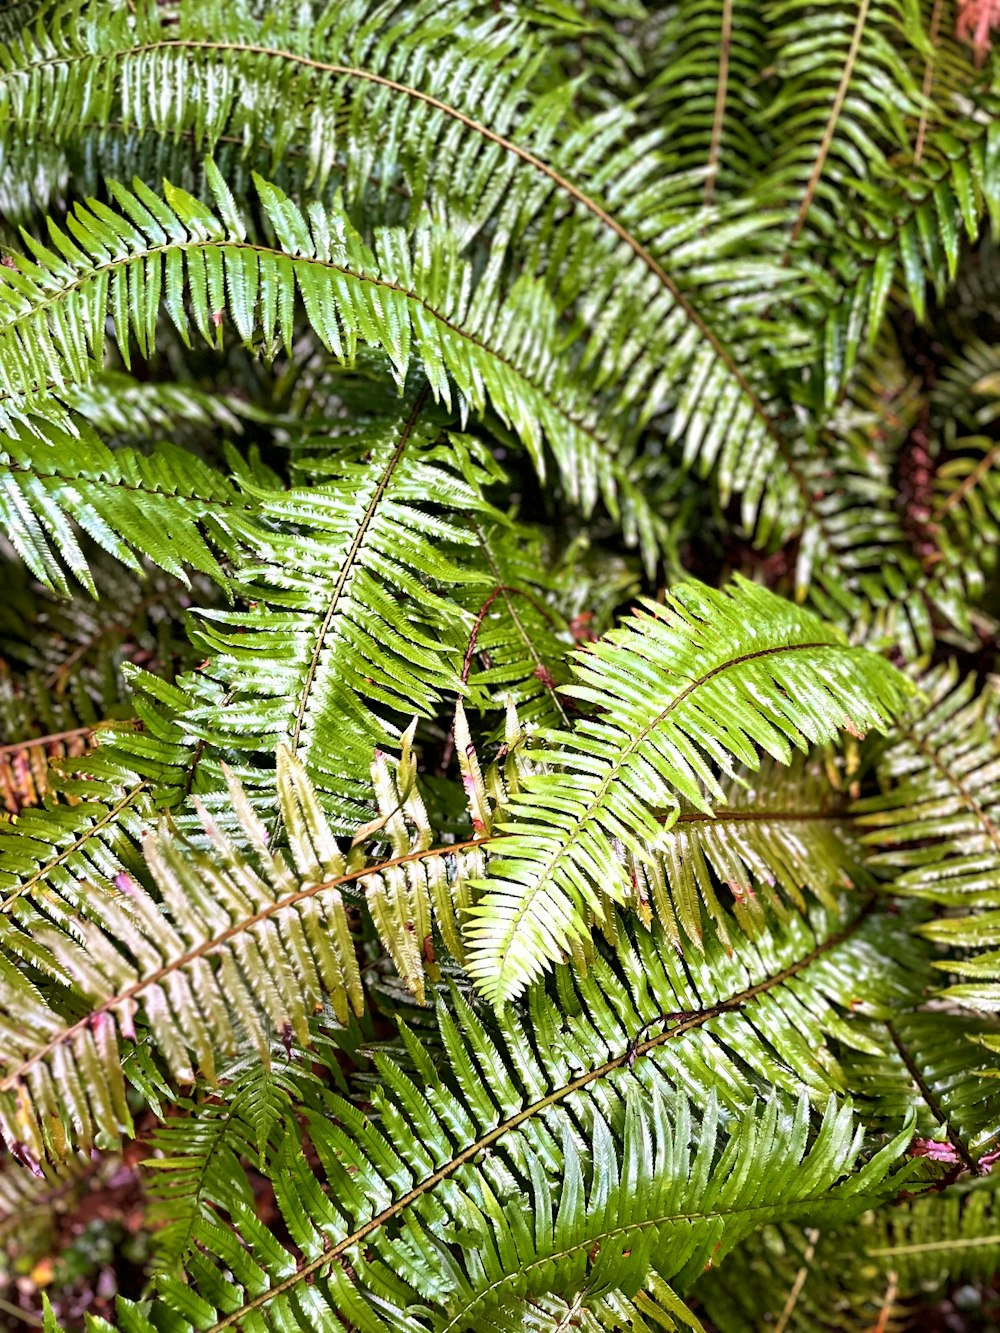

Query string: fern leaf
113 961 912 1331
0 740 485 1157
855 663 1000 906
0 413 253 594
0 167 665 557
466 576 911 1003
187 393 499 816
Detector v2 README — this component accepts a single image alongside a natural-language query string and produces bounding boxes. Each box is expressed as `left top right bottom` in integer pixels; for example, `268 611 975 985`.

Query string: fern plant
0 0 999 1327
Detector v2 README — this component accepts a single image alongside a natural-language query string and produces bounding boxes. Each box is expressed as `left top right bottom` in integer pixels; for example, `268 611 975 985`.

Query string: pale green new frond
465 576 911 1004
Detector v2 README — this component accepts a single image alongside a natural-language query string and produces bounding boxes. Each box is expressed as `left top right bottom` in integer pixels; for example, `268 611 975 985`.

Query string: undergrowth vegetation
0 0 999 1328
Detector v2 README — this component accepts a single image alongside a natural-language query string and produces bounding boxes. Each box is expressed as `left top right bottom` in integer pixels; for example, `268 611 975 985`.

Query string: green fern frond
187 393 500 816
698 1174 1000 1332
855 664 1000 1041
0 413 251 593
846 1010 1000 1162
757 0 924 253
466 576 910 1003
646 0 769 208
0 167 665 556
636 752 869 949
0 682 194 925
118 984 911 1332
145 1044 311 1276
855 662 1000 907
522 1276 707 1333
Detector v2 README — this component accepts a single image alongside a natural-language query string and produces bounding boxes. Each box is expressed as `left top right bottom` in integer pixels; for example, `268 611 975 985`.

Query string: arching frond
466 576 910 1003
0 167 662 555
109 939 914 1332
0 413 252 594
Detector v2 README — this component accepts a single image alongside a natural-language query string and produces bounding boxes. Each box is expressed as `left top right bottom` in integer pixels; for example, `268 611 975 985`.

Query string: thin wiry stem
704 0 733 208
787 0 872 249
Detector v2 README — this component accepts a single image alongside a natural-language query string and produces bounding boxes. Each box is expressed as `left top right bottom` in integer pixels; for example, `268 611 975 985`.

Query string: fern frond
455 520 580 731
144 1044 309 1276
639 752 869 949
466 576 910 1003
119 974 911 1332
0 737 486 1157
855 662 1000 907
187 393 499 817
0 167 665 555
645 0 769 208
0 413 252 594
523 1275 707 1333
758 0 924 253
699 1174 1000 1332
0 669 210 921
845 1011 1000 1163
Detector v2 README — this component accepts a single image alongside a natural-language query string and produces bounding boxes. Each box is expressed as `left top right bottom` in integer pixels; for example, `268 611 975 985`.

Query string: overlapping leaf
466 576 911 1003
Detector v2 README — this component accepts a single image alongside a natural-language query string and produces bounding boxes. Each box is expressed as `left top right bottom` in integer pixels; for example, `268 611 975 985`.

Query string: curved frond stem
0 35 833 530
913 0 945 164
0 235 624 493
704 0 734 209
787 0 873 251
873 1270 900 1333
2 36 750 375
773 1228 820 1333
202 897 878 1332
867 1233 1000 1259
885 1020 978 1173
